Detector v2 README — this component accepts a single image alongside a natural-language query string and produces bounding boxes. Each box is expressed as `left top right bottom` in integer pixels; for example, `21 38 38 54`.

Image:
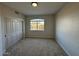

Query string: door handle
5 35 6 37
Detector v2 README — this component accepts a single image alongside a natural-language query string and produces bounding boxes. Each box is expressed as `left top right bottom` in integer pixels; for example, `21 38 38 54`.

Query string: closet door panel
6 18 14 48
18 21 22 40
0 17 3 55
6 18 22 48
1 17 6 52
5 18 23 48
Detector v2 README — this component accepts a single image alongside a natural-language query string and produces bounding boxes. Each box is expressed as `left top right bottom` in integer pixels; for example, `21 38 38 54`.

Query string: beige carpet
4 38 67 56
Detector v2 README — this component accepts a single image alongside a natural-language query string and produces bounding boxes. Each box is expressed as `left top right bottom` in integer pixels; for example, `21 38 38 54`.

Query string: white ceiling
2 2 65 15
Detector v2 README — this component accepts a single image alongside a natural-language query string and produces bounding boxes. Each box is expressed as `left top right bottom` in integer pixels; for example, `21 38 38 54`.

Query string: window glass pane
38 22 44 30
30 19 44 31
30 22 37 30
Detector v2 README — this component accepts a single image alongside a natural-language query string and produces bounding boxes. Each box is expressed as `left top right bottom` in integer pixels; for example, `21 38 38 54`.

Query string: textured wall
56 3 79 56
25 15 55 39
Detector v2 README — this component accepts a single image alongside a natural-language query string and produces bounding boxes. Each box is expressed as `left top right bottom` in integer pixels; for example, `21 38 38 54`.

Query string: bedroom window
30 19 44 31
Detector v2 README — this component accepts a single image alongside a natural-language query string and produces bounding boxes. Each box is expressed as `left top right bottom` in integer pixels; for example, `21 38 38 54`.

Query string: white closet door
0 17 23 55
18 21 22 40
1 17 6 51
6 18 13 48
0 16 3 55
0 16 7 55
6 18 23 48
22 21 25 38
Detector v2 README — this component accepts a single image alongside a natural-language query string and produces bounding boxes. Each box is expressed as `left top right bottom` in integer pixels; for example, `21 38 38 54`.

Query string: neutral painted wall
25 15 55 39
0 3 25 55
56 3 79 56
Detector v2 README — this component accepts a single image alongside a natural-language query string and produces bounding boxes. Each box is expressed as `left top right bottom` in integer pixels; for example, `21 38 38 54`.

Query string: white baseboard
56 39 71 56
2 49 6 56
25 36 55 39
